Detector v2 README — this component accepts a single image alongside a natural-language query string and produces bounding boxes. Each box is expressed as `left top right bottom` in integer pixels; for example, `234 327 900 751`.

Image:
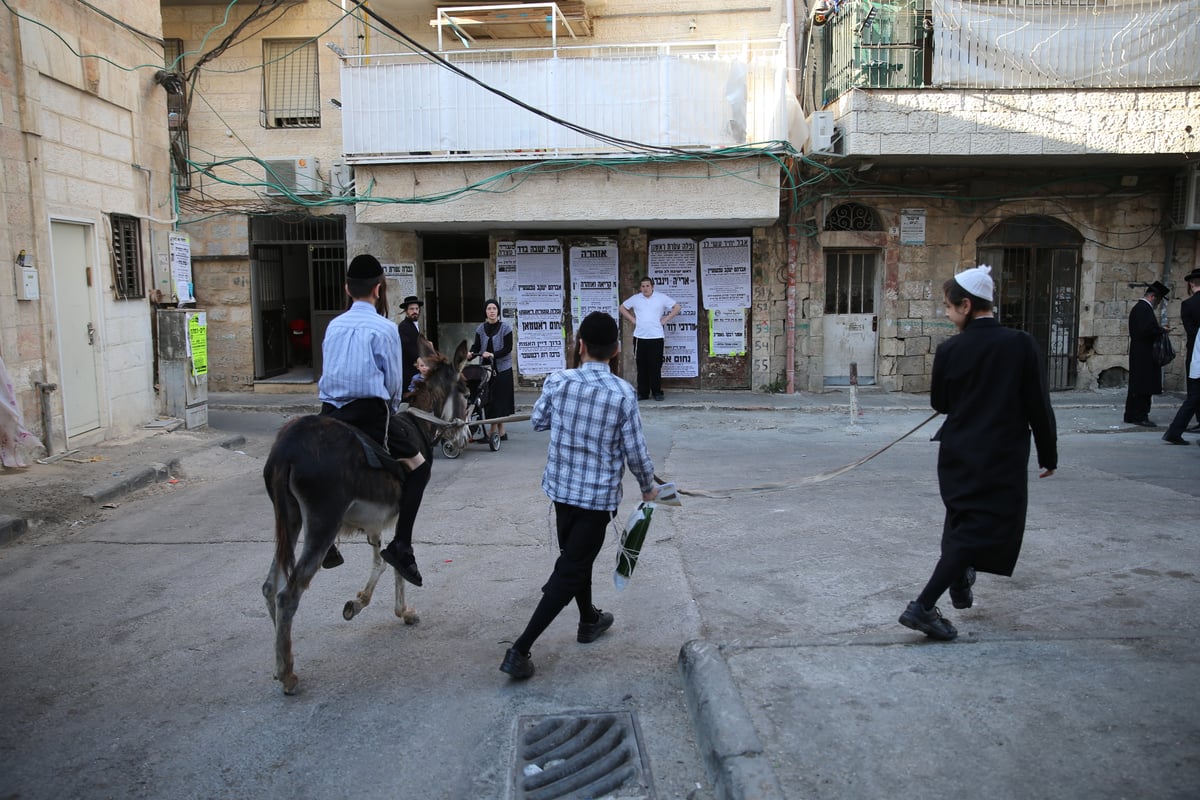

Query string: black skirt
485 368 515 418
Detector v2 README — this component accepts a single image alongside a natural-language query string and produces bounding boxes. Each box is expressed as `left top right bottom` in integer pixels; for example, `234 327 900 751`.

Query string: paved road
2 395 1197 799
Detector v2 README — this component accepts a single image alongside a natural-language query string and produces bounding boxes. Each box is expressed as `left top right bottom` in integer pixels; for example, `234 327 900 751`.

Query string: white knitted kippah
954 265 994 301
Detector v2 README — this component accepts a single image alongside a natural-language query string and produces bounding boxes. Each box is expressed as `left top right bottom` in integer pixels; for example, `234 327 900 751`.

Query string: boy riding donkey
316 254 429 587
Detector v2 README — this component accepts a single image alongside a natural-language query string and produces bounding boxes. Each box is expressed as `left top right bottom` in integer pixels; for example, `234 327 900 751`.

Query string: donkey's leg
393 564 419 625
274 508 337 695
342 527 388 621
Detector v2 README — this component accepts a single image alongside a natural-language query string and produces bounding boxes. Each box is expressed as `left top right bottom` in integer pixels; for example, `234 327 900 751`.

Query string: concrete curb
81 458 182 505
679 639 786 800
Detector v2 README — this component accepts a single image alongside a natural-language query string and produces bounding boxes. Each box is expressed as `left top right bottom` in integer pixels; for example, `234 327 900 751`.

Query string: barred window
110 214 144 299
262 39 320 129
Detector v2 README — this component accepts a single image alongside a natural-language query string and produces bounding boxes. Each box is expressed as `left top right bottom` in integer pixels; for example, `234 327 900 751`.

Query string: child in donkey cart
500 312 659 680
315 253 428 587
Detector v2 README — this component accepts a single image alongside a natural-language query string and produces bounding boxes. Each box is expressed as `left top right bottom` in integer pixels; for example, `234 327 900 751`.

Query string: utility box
157 309 208 429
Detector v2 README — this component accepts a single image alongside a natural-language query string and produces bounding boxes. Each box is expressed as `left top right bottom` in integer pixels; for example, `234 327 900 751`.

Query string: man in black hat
316 254 426 586
397 294 425 391
1163 270 1200 443
1124 280 1171 427
499 312 659 680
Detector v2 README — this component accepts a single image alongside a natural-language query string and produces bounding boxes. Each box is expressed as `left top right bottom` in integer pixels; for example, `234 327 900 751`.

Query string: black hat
577 311 619 346
401 295 423 308
347 254 383 279
1184 270 1200 284
1146 280 1170 298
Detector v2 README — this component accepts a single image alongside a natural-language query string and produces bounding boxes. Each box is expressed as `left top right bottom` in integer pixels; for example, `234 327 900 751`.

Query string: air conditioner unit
1169 167 1200 230
330 160 354 197
805 111 835 153
264 157 322 196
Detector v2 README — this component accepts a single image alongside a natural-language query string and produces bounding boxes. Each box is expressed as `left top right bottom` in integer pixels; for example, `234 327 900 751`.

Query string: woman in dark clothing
468 299 515 441
900 265 1058 641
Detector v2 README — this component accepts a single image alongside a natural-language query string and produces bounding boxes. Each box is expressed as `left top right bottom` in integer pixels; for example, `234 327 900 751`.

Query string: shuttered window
262 39 320 129
110 214 144 299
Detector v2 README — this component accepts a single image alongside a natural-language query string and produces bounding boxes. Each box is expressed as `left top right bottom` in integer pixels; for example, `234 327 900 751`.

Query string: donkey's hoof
281 673 299 695
343 600 362 621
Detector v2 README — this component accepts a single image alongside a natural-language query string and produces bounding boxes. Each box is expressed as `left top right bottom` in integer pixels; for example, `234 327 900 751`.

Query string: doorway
977 215 1083 391
823 250 878 385
50 220 103 438
426 260 487 353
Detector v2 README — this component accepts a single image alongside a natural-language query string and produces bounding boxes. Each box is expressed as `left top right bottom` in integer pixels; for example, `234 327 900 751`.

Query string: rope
660 412 941 499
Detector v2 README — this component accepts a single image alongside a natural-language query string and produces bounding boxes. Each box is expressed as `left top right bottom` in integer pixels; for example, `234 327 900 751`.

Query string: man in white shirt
619 276 680 401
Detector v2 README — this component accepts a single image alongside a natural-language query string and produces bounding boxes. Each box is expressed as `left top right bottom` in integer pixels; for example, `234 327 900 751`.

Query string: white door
51 221 102 436
822 250 878 385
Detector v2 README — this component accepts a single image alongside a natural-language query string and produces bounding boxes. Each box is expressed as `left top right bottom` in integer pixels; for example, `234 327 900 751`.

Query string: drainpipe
35 382 57 456
786 194 799 394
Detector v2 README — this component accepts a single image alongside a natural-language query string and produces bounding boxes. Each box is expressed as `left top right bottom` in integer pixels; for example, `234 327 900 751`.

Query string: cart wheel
488 433 501 451
441 440 461 459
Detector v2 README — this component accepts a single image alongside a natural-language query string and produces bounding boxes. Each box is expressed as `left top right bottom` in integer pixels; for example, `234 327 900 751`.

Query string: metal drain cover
512 710 656 800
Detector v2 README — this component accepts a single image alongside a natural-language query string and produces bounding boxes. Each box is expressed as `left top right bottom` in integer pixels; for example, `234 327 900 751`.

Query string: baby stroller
442 356 501 458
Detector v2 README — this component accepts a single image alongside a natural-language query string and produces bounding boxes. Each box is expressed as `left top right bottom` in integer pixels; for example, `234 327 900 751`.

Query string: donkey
262 342 469 695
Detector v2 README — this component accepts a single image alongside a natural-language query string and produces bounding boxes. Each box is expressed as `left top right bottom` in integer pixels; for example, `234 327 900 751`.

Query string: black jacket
1128 299 1165 395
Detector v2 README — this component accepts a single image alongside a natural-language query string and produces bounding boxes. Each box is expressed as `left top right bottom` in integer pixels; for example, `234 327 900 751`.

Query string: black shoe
1163 435 1188 445
949 567 976 609
500 646 534 679
577 608 614 643
899 601 958 641
380 546 423 587
322 544 344 569
638 395 650 401
500 434 508 441
1132 419 1157 428
653 393 664 401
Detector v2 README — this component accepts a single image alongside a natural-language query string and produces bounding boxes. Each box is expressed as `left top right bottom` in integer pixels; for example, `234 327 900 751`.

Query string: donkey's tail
265 450 298 580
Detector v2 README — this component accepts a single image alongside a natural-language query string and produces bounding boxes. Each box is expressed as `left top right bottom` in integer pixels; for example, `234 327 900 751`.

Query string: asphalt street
1 390 1197 799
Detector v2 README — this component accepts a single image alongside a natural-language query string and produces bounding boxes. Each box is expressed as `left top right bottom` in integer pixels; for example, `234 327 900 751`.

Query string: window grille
262 39 320 129
110 214 145 299
824 251 877 315
824 202 880 231
163 38 191 190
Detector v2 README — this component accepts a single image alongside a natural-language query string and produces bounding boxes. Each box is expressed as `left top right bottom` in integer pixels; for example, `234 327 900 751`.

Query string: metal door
251 245 287 378
309 243 347 377
51 221 102 437
823 250 878 385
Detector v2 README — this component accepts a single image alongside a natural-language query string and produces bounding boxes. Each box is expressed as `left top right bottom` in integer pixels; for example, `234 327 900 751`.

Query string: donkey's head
408 340 470 447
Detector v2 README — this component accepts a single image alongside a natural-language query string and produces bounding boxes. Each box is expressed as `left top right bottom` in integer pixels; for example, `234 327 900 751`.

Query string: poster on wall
382 262 418 308
699 237 752 310
515 240 566 375
187 310 208 377
169 232 194 305
709 309 746 356
569 244 619 328
648 238 699 378
900 209 926 246
495 242 518 318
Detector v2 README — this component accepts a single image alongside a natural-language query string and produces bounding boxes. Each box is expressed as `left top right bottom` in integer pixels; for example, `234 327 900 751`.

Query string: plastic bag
614 503 654 592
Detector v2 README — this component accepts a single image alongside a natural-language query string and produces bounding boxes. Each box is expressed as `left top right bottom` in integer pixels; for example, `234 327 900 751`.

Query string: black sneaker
380 546 423 587
500 646 534 679
949 567 976 609
899 601 958 641
322 544 344 569
577 608 614 643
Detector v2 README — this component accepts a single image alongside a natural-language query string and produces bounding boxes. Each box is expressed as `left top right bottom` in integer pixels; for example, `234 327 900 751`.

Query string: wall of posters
700 237 752 310
569 244 619 328
648 238 699 378
495 242 518 316
515 240 566 375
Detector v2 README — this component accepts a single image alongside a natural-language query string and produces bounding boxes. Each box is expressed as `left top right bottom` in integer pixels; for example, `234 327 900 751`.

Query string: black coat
397 318 421 390
931 318 1057 576
1181 292 1199 373
1127 299 1165 395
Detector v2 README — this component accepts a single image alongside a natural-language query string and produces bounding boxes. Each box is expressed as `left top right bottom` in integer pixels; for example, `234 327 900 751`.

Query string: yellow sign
188 312 208 376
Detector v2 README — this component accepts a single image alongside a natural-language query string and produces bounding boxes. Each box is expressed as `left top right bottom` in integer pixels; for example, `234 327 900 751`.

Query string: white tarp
932 0 1200 88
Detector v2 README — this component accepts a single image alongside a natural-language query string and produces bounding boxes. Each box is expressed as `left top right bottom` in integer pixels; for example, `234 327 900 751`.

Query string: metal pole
848 361 858 426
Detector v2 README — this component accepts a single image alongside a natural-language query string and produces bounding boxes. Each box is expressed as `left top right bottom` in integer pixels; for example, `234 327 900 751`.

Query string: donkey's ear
453 339 469 371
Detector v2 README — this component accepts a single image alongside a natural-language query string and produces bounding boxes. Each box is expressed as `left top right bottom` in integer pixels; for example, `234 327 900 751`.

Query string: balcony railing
340 40 787 162
814 0 1200 106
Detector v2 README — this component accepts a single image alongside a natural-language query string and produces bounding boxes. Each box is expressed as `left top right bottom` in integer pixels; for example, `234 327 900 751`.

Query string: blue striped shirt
317 300 405 413
532 361 655 511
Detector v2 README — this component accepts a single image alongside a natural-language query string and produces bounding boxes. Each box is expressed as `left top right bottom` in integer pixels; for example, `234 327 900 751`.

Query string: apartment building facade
0 0 173 456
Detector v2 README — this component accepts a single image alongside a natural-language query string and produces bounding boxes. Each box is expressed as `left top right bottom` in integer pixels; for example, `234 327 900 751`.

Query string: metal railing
814 0 1199 106
340 40 787 161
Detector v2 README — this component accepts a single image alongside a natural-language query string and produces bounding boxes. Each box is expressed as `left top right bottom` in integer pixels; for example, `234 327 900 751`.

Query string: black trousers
634 337 665 399
1165 376 1200 439
1123 391 1153 423
514 503 613 653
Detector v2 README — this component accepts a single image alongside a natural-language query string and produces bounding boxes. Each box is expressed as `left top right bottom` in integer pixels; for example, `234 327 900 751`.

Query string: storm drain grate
512 710 656 800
